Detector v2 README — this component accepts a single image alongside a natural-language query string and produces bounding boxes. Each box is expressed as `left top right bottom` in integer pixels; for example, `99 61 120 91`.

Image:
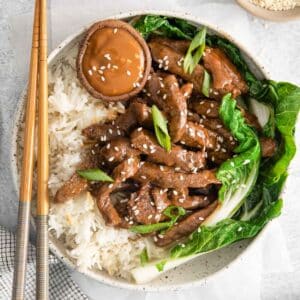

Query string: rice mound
47 46 163 280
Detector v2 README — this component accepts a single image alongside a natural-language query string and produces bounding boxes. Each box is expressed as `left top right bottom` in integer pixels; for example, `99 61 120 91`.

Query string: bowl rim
10 9 274 292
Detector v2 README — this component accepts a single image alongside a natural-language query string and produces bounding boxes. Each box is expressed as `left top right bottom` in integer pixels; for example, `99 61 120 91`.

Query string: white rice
47 46 165 280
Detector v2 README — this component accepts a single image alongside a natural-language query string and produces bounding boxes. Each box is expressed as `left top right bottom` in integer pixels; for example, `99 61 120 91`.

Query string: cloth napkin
7 1 297 299
0 226 87 299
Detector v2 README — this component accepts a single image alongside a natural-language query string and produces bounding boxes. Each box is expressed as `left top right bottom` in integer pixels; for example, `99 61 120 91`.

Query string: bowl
11 10 270 292
236 0 300 21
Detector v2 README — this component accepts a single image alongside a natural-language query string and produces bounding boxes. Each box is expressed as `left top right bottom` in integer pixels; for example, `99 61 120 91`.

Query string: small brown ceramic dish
77 19 152 102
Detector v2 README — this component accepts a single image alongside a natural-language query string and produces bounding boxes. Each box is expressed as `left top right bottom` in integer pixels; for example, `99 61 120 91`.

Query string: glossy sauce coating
82 27 145 96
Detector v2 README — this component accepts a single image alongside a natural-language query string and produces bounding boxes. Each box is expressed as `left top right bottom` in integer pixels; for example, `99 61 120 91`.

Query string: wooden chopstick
12 0 40 299
36 0 49 299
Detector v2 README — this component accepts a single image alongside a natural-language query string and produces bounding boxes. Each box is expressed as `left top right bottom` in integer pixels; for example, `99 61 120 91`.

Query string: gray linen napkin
0 225 87 299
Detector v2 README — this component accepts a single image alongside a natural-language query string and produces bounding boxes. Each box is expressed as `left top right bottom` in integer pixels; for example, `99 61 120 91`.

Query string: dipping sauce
82 27 145 97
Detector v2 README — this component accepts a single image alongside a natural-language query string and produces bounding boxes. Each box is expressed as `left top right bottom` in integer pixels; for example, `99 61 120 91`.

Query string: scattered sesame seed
160 165 164 171
108 128 113 134
158 234 164 239
141 175 147 180
104 53 111 60
143 144 148 149
126 70 131 76
206 109 211 114
163 94 167 100
137 127 143 132
237 227 243 232
216 124 223 129
92 66 97 71
100 66 106 70
106 143 111 149
108 157 114 162
101 76 106 82
148 214 153 219
108 183 113 189
173 190 178 196
88 69 93 76
112 65 118 69
113 28 118 34
114 146 119 151
107 63 111 69
198 217 204 221
230 162 235 167
243 159 250 165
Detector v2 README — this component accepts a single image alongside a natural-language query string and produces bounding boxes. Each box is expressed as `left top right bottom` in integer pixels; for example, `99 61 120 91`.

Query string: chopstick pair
12 0 49 299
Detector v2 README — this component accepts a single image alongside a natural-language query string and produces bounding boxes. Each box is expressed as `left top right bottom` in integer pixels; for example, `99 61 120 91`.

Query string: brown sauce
82 27 145 96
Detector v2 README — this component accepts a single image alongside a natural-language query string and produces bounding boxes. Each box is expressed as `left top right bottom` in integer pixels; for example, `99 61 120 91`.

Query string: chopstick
12 0 40 299
36 0 49 299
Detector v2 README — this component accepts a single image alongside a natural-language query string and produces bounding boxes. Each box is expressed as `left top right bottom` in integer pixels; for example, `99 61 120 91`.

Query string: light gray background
1 0 300 299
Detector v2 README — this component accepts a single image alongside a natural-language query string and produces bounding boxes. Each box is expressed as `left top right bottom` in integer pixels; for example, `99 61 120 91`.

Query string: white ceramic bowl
11 11 270 292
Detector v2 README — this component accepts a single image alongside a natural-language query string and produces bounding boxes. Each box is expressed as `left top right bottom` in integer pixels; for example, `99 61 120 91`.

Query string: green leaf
155 260 167 272
151 105 171 152
130 206 186 234
202 69 211 97
183 27 207 74
170 199 282 258
217 94 261 203
140 248 149 266
133 15 194 40
77 169 114 182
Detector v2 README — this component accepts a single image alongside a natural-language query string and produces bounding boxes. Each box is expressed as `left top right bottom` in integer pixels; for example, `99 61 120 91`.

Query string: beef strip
98 137 140 166
95 157 140 227
169 187 215 210
155 201 218 247
130 100 153 129
181 121 217 149
148 41 205 94
146 72 192 142
127 184 159 225
133 162 220 189
54 173 88 203
260 137 276 157
190 99 220 118
82 100 139 141
131 128 206 171
54 152 98 203
150 36 190 54
203 47 248 98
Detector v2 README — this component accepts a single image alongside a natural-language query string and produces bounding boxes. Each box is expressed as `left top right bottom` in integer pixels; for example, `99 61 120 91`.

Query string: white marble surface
1 0 300 299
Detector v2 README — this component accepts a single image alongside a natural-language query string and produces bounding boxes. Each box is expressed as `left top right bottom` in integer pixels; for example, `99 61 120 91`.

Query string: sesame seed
153 236 158 242
108 183 113 189
158 234 164 239
104 53 111 60
216 124 223 129
243 159 250 165
108 157 114 162
117 129 121 135
98 70 104 75
230 162 235 167
114 146 119 151
134 210 140 215
211 156 215 162
107 63 111 69
237 227 243 232
101 76 105 82
180 175 184 181
178 198 184 203
148 214 153 219
137 127 143 132
126 70 131 76
206 109 211 114
108 128 113 134
88 69 93 76
92 66 97 71
113 28 118 34
173 190 178 196
175 167 181 171
112 65 118 69
129 221 134 225
198 217 204 221
221 148 227 153
100 66 106 70
160 165 164 171
141 175 147 180
106 143 111 149
143 144 148 149
210 103 214 108
164 66 168 71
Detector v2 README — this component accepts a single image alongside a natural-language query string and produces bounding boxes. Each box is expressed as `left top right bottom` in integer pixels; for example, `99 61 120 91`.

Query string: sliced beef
169 188 215 210
203 47 248 98
239 106 261 131
151 187 171 214
131 100 153 129
148 41 205 94
131 128 206 171
54 173 88 203
181 121 217 149
260 137 276 157
98 137 140 165
133 162 219 189
95 157 140 227
82 101 139 141
127 184 159 225
146 72 192 142
190 99 220 118
150 36 190 54
155 201 218 247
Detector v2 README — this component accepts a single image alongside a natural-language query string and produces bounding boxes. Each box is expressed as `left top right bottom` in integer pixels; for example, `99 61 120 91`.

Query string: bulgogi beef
55 31 277 247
